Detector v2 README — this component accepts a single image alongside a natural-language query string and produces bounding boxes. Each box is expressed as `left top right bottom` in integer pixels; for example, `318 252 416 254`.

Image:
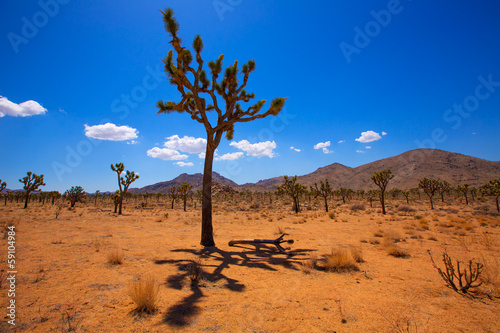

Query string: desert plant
188 259 204 285
0 180 6 193
418 177 442 209
111 162 139 215
63 186 86 208
276 176 307 213
324 247 359 273
328 212 336 219
371 169 394 215
387 245 410 258
401 190 411 204
438 180 451 203
457 184 470 205
428 249 484 293
128 276 159 314
349 245 364 263
19 171 45 209
350 203 365 211
107 248 124 265
310 179 332 212
157 8 286 246
301 253 318 274
480 179 500 212
177 182 193 212
398 205 416 213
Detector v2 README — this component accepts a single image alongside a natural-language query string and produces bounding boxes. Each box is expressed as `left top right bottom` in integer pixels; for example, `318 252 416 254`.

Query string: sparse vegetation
128 276 159 314
324 247 360 273
371 169 394 215
107 248 124 265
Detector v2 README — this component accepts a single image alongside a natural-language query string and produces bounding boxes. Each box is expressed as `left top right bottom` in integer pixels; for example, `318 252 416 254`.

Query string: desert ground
1 194 499 332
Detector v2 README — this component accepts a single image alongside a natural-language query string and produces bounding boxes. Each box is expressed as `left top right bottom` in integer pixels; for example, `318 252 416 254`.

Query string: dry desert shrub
387 245 410 258
107 248 124 265
301 253 318 274
398 205 416 213
349 245 364 263
324 247 359 273
128 276 159 314
188 258 204 285
350 204 365 211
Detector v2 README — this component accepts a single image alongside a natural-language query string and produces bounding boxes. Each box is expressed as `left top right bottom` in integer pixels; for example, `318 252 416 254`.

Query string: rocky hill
129 149 500 193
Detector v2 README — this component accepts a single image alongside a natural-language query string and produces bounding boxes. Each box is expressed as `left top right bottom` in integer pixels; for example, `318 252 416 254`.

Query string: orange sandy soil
1 197 499 332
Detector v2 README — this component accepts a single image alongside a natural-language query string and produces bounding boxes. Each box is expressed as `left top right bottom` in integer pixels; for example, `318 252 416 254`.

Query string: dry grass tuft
107 248 124 265
349 245 364 263
387 245 410 258
324 247 359 273
301 253 318 274
188 258 204 285
128 276 159 314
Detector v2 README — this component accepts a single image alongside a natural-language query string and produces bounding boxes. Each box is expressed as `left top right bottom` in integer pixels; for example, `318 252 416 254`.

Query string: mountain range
129 149 500 193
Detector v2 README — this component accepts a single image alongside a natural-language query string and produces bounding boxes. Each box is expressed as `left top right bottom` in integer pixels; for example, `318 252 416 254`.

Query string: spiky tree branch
19 172 45 209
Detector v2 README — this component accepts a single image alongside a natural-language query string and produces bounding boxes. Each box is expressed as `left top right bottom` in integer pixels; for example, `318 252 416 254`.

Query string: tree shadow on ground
154 245 315 327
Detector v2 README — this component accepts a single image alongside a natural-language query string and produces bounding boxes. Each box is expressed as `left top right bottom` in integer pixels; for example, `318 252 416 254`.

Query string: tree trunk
324 196 328 212
183 197 187 212
201 145 215 247
24 191 29 209
429 196 434 210
171 198 175 209
496 196 499 213
118 195 123 214
380 192 386 215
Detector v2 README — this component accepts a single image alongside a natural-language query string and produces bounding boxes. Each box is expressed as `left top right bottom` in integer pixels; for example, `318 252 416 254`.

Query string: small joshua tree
64 186 86 208
370 169 394 215
19 172 45 209
111 163 139 215
276 175 307 213
401 190 411 204
177 182 193 212
481 179 500 212
111 190 121 213
168 186 179 209
438 180 451 203
310 179 332 212
0 180 6 193
457 184 470 205
418 177 442 210
157 8 286 246
337 187 350 204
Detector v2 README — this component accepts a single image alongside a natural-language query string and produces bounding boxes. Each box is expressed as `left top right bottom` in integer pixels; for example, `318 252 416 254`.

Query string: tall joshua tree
276 176 307 213
19 172 45 209
311 179 332 212
457 184 470 205
111 163 139 215
0 180 6 192
418 177 442 210
370 169 394 215
157 8 286 246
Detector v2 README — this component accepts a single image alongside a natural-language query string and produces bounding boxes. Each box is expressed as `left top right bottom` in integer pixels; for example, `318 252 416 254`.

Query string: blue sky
1 0 499 192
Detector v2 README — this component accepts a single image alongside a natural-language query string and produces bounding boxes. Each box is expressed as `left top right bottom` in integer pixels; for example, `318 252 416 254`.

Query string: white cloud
84 123 138 141
216 152 244 161
356 150 365 153
230 140 277 158
0 96 47 117
164 135 206 154
198 152 206 159
290 146 301 152
314 141 331 149
382 131 387 136
176 161 194 167
365 146 371 149
338 140 345 144
147 147 188 160
322 148 333 154
127 140 138 145
355 130 382 143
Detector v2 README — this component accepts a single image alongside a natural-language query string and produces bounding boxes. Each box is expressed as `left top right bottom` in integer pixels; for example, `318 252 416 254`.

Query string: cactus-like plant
64 186 86 208
157 8 286 246
418 177 442 209
111 163 139 215
310 179 332 212
276 176 307 213
177 182 193 212
19 172 45 209
370 169 394 215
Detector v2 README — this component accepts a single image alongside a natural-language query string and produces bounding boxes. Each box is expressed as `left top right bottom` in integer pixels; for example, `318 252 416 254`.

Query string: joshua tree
64 186 86 208
168 186 179 209
366 189 378 208
110 163 139 215
418 177 442 210
276 176 307 213
157 8 286 246
19 172 45 209
310 179 332 212
0 180 6 193
401 190 411 204
94 190 101 205
457 184 470 205
370 169 394 215
481 179 500 212
336 187 349 204
111 190 121 213
438 180 451 203
177 182 193 212
49 191 61 205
